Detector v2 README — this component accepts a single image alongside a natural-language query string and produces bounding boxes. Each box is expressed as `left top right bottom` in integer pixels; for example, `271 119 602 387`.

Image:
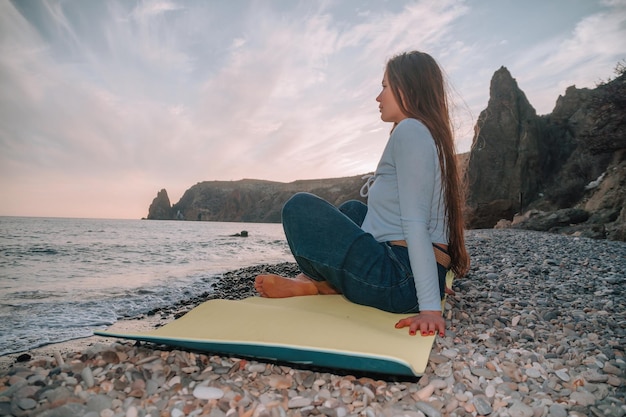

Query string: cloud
1 0 624 218
188 0 469 174
497 5 626 114
131 0 183 18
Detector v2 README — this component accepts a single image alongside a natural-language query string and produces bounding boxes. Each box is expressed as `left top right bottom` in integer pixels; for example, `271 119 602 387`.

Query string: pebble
81 366 95 388
471 366 495 378
555 369 570 381
0 230 624 417
548 403 568 417
525 367 542 378
288 397 312 408
571 390 598 406
247 363 267 373
414 401 442 417
415 385 434 402
440 348 458 359
509 400 534 417
434 362 452 377
192 386 224 400
17 398 37 410
473 395 492 415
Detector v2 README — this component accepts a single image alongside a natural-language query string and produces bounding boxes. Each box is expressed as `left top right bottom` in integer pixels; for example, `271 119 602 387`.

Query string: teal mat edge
94 330 420 377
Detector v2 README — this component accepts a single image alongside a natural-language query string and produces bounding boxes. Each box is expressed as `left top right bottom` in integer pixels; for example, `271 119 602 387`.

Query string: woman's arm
391 119 445 335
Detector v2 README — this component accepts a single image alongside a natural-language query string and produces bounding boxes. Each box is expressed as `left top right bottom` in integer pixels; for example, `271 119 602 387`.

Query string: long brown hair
386 51 470 277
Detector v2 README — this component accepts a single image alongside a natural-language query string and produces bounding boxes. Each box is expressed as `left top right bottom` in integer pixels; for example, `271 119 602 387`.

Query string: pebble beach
1 229 624 417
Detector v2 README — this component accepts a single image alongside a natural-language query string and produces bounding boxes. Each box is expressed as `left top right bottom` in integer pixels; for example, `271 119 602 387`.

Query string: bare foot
255 274 319 298
255 273 340 298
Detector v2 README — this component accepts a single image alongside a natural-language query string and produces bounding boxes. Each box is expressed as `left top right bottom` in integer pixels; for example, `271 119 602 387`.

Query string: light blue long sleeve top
361 118 448 312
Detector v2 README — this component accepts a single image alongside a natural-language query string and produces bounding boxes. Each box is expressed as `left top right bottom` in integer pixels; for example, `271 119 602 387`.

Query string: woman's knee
283 192 315 214
282 192 327 223
339 200 367 226
339 200 364 211
339 200 367 216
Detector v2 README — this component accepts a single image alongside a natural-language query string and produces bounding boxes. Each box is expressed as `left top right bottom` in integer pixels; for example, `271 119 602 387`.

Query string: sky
1 0 625 219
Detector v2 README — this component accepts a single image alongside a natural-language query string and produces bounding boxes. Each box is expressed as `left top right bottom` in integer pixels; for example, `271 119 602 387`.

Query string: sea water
0 217 292 355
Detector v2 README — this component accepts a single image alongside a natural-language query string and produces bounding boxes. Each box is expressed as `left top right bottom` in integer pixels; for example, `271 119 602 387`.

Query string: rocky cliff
465 67 546 226
159 175 368 223
465 65 625 240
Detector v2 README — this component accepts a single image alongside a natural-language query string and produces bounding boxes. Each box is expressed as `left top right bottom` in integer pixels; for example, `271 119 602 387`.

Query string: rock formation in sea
146 189 173 220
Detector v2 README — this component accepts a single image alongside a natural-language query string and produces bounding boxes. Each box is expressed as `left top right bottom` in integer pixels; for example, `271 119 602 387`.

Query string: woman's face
376 71 406 124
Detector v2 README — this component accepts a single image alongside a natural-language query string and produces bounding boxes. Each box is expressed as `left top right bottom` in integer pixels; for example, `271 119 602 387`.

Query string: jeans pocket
385 243 413 284
385 243 420 314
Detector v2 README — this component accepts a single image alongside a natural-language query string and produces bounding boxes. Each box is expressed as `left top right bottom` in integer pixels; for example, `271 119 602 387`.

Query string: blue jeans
281 192 446 314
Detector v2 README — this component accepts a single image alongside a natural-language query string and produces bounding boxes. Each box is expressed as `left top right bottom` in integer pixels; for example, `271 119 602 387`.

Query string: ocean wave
0 217 291 355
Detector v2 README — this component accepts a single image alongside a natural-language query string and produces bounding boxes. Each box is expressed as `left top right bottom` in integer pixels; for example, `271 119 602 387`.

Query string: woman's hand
395 310 446 337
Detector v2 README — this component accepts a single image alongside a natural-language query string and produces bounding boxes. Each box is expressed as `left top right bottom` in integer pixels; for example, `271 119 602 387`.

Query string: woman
255 51 470 338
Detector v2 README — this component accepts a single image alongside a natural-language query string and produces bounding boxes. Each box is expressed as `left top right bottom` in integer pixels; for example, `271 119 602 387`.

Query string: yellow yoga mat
95 272 453 376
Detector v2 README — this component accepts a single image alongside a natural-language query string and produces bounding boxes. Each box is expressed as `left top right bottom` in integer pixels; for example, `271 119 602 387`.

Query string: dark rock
464 65 625 241
513 208 589 232
15 353 32 363
467 199 515 229
465 67 545 223
146 189 173 220
551 85 592 124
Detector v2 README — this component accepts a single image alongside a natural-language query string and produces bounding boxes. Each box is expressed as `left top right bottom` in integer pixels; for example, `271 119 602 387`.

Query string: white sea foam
0 217 291 355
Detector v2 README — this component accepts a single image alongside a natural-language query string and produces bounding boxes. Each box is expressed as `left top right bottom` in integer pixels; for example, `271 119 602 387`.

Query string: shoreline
1 230 624 416
0 315 165 371
0 261 299 371
0 262 300 371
